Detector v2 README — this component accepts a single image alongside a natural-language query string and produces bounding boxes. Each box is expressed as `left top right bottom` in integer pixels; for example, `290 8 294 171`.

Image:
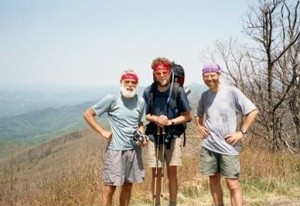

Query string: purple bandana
202 63 221 73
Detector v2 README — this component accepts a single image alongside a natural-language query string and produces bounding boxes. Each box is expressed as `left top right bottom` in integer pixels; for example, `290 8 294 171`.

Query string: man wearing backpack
83 70 148 206
143 57 191 206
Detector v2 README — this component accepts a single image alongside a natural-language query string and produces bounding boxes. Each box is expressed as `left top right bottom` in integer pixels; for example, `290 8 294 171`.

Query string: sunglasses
154 71 170 76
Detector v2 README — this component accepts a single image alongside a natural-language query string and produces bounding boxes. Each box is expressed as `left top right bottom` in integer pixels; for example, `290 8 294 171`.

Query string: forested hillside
0 102 91 143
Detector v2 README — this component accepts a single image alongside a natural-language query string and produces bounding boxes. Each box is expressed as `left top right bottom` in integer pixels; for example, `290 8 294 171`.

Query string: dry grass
0 130 299 206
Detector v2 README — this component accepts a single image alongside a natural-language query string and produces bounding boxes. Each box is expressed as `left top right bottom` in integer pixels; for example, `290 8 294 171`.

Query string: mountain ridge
0 84 206 146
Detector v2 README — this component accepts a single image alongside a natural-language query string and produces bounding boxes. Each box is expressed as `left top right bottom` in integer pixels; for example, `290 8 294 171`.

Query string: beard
120 84 137 98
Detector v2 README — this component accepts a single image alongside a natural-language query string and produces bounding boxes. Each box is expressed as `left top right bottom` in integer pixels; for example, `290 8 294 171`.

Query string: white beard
120 84 137 98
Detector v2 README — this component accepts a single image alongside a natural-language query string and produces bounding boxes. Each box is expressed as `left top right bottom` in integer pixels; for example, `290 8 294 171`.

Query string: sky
0 0 252 89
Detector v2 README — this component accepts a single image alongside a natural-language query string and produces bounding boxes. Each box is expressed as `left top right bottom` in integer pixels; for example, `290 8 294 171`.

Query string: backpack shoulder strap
172 82 180 108
171 83 188 147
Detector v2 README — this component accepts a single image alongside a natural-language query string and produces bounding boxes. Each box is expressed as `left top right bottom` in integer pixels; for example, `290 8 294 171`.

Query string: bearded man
83 70 148 206
143 57 191 206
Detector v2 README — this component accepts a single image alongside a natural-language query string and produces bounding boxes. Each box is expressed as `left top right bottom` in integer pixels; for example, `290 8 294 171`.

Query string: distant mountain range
0 84 206 145
0 86 119 118
0 102 91 144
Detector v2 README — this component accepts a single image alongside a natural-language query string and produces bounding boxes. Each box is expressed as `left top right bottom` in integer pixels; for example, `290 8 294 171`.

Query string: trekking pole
153 127 161 206
161 127 166 206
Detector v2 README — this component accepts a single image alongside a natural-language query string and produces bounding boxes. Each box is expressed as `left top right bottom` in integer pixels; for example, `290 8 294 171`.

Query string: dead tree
202 0 300 152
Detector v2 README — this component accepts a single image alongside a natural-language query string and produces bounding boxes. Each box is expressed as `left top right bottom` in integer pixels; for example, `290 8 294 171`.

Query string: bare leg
226 178 242 206
209 173 224 206
120 182 133 206
167 166 178 204
102 185 116 206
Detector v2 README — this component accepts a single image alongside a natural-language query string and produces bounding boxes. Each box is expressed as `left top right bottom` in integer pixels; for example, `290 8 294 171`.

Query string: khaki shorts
200 147 240 178
103 147 145 186
146 137 182 168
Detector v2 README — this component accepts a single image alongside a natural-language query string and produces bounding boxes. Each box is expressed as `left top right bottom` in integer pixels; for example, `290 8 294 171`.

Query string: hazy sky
0 0 251 88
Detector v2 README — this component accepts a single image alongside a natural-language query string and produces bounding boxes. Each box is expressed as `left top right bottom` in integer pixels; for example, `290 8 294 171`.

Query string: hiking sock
169 202 177 206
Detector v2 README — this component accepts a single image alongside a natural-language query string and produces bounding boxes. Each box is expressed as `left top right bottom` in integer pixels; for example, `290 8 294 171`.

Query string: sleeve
196 93 205 117
142 86 151 114
232 87 257 115
139 97 146 122
92 94 115 117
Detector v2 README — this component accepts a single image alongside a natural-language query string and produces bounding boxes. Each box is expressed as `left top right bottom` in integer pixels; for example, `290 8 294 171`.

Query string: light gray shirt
92 93 146 150
196 85 257 155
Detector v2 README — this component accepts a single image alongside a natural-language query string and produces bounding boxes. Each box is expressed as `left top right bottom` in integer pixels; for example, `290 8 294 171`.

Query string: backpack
148 61 189 146
171 61 185 87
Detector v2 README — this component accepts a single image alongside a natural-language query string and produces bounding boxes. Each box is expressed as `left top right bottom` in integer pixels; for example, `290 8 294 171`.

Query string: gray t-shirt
196 85 257 155
92 93 146 150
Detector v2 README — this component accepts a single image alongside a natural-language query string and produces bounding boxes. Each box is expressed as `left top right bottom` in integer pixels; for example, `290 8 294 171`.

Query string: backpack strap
172 82 180 108
172 83 187 147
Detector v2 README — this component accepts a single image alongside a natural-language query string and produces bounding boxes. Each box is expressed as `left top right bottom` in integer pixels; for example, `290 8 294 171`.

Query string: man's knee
167 166 177 179
122 183 133 191
209 173 221 186
225 178 240 191
104 185 116 195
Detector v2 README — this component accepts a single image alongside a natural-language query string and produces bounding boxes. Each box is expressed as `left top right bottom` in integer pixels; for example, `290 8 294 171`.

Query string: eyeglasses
154 71 169 76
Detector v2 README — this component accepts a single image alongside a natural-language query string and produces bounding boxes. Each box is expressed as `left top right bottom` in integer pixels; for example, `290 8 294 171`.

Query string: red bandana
153 63 171 71
120 73 138 82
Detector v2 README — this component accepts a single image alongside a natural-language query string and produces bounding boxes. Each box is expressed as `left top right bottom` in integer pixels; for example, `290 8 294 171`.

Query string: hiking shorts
146 137 182 168
200 147 240 178
103 147 145 186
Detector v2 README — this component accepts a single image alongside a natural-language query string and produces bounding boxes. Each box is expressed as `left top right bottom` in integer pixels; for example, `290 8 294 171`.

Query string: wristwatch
168 120 175 126
240 128 247 135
